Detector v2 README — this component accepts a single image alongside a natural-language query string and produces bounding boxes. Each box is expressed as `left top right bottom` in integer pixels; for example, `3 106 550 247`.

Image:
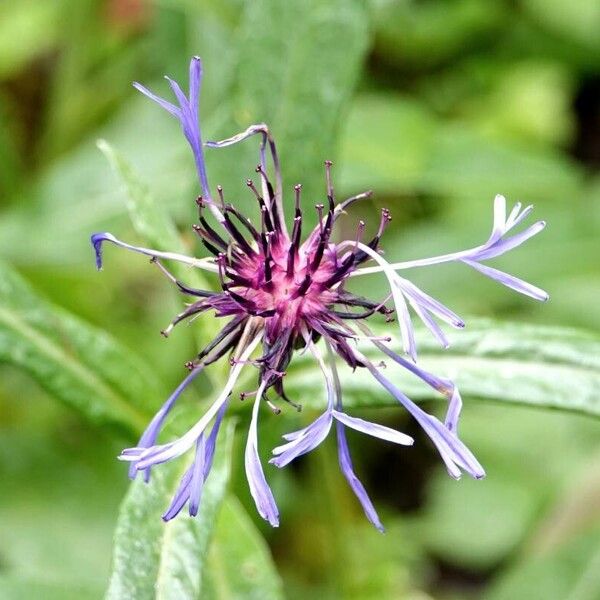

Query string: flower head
92 57 547 530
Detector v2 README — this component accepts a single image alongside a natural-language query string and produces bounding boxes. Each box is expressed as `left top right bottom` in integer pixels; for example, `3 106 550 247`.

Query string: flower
92 57 547 531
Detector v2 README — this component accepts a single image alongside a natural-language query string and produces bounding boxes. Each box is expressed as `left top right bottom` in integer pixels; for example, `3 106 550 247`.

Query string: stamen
266 399 282 415
324 160 335 212
293 273 312 298
294 184 302 215
216 185 225 209
150 257 214 298
223 214 256 255
256 165 282 232
199 216 228 249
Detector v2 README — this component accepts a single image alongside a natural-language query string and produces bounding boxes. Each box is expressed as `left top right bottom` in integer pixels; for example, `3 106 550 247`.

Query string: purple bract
92 57 547 531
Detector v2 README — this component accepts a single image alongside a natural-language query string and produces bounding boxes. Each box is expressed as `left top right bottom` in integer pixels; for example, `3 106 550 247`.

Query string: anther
294 184 302 214
266 400 281 415
246 179 261 200
216 185 225 208
184 361 195 371
324 160 334 200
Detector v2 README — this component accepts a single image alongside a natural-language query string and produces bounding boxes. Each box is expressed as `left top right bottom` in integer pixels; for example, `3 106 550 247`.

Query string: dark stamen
223 214 256 256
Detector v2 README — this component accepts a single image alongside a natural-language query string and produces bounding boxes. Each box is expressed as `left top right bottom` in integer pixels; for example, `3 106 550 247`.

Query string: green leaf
0 261 159 432
106 419 236 600
204 496 284 600
207 0 370 215
0 2 59 79
97 139 190 257
284 319 600 417
0 576 101 600
96 139 220 349
487 526 600 600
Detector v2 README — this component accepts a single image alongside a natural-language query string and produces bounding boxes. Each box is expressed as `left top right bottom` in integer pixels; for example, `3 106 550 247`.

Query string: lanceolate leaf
96 139 220 348
0 576 101 600
0 261 159 432
211 0 370 211
106 419 236 600
487 526 600 600
204 496 284 600
284 319 600 417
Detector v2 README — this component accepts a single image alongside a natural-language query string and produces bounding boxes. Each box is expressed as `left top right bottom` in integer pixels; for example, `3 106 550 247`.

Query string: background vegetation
0 0 599 598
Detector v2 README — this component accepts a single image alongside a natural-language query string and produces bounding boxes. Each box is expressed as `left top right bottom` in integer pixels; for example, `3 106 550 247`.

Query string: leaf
413 402 600 570
0 261 160 432
284 319 600 417
106 419 236 600
233 0 368 209
97 139 190 257
487 526 600 600
96 139 220 349
338 92 583 202
0 576 101 600
0 2 59 79
204 496 284 600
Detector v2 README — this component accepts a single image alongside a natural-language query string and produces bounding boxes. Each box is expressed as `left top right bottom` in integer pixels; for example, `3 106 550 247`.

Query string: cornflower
92 57 547 530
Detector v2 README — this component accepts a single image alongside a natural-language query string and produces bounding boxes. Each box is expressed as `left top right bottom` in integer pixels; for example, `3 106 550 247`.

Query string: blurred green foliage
0 0 598 598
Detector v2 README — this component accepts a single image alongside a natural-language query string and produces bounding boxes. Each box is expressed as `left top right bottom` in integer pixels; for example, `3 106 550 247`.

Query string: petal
188 434 206 516
188 56 202 115
397 278 464 328
507 203 534 230
409 300 450 348
133 82 180 117
245 389 279 527
332 411 413 446
121 335 262 471
162 465 193 521
130 366 205 481
205 123 270 148
356 350 485 480
444 387 463 433
476 220 546 261
90 232 218 272
505 201 522 230
336 422 384 532
164 76 189 112
489 194 507 243
270 412 332 467
462 259 549 301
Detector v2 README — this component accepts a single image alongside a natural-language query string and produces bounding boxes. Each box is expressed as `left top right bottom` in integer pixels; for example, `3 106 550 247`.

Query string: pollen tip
294 183 302 191
184 361 194 371
324 159 333 166
160 329 168 338
216 184 223 192
246 178 253 186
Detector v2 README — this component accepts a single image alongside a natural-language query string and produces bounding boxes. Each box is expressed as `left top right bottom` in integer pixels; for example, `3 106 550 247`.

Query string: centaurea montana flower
92 57 548 531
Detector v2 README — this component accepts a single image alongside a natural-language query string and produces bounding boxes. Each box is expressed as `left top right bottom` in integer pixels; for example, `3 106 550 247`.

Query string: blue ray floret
91 57 548 530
